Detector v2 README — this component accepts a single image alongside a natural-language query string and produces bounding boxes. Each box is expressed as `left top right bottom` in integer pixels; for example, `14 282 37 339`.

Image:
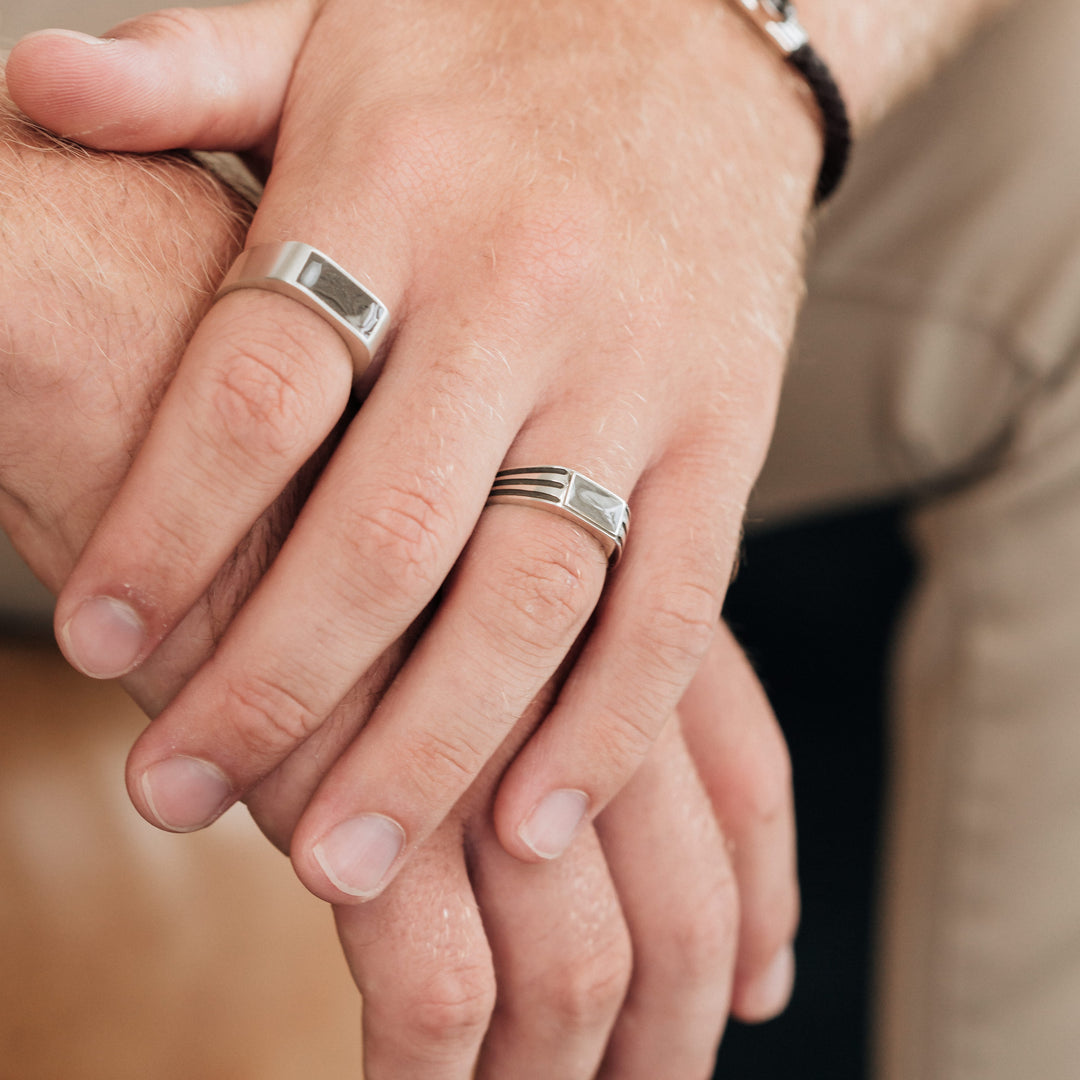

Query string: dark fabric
714 503 913 1079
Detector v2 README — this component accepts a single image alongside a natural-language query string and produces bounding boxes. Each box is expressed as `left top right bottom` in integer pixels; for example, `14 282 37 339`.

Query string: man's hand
0 71 798 1077
7 0 816 901
7 0 1008 904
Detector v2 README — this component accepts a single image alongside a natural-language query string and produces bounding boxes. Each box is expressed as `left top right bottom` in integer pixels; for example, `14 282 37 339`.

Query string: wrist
707 0 824 191
721 0 850 203
693 0 823 254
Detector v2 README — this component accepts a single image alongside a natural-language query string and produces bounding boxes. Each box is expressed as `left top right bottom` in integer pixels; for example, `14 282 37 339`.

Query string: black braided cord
788 42 851 204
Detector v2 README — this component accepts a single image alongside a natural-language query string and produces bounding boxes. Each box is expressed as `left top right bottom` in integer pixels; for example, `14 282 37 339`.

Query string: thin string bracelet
725 0 851 204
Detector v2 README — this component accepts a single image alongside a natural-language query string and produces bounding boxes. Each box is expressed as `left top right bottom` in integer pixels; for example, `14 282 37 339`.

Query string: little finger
595 714 739 1080
679 623 799 1023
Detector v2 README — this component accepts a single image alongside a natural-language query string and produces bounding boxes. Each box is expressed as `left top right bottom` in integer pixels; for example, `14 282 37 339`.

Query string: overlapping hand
0 75 797 1077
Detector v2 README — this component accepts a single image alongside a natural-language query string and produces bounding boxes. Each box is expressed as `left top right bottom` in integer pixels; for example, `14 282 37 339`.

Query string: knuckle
145 503 226 577
579 700 659 781
220 670 323 763
545 936 632 1032
477 528 601 664
660 884 740 990
401 724 489 799
200 323 337 473
368 480 453 559
404 961 497 1049
638 579 721 683
339 479 454 610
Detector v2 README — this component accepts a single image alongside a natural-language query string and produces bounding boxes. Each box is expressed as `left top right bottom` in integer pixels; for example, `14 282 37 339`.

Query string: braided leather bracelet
726 0 851 204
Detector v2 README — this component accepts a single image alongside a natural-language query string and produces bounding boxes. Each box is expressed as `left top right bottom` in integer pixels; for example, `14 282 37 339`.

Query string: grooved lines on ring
214 241 390 376
487 467 630 564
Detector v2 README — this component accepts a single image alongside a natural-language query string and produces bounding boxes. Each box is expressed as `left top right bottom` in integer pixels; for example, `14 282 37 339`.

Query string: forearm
0 57 249 586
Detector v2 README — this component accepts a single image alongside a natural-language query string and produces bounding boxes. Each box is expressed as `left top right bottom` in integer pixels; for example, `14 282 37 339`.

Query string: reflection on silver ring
487 466 630 565
214 241 390 376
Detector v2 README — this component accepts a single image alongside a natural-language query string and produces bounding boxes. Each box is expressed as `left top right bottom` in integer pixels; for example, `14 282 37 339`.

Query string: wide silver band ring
214 242 390 376
487 467 630 565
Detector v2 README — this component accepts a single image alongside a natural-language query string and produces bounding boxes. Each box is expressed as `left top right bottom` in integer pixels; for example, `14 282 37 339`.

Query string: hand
246 628 799 1079
0 74 798 1076
7 0 818 904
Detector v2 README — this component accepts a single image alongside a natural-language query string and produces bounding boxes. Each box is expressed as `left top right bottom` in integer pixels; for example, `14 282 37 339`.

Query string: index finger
52 264 385 681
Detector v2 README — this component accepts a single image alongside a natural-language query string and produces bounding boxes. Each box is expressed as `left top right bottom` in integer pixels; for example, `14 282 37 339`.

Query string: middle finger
118 300 571 831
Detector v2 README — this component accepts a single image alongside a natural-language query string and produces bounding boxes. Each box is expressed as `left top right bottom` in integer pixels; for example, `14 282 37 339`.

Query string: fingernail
518 789 589 859
140 756 233 832
743 946 796 1021
19 28 117 47
313 814 406 899
60 596 146 678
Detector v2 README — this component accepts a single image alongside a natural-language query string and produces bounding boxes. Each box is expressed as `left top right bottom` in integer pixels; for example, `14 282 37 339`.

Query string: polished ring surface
214 241 390 376
487 467 630 564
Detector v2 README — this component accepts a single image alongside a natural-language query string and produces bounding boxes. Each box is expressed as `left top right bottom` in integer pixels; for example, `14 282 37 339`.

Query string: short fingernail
60 596 146 679
140 756 234 832
518 789 589 859
313 814 406 899
19 28 117 46
743 946 796 1021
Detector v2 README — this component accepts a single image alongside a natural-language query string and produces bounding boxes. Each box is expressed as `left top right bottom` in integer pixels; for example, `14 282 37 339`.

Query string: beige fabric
754 0 1080 1076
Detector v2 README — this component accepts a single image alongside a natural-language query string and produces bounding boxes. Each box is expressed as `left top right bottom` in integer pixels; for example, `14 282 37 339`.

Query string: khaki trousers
755 0 1080 1075
3 0 1079 1075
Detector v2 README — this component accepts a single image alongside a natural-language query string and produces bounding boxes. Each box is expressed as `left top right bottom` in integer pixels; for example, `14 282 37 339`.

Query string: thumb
5 1 315 153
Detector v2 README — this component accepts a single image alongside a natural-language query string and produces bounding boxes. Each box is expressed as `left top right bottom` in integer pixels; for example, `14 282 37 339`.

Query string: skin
4 0 1010 911
7 0 1012 909
0 72 798 1078
7 0 818 903
2 1 1011 1067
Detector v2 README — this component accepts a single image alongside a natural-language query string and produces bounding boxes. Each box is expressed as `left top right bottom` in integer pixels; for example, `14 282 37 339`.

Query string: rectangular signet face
300 254 384 337
566 472 629 536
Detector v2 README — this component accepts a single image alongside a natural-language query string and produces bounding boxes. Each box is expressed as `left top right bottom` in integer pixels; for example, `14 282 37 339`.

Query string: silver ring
487 467 630 564
214 241 390 376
